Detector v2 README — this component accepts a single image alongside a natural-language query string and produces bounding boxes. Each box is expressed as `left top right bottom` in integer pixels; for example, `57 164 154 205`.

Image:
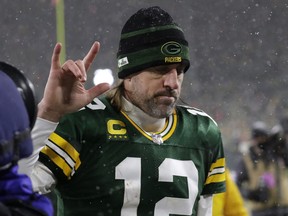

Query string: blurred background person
0 62 53 216
269 117 288 168
235 121 288 216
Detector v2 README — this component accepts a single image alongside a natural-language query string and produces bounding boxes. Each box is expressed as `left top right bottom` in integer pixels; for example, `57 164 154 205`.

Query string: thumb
87 83 111 101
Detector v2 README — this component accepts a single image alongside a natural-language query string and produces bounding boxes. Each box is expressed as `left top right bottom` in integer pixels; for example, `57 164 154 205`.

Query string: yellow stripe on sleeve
205 170 226 184
205 158 226 184
49 132 81 169
209 158 225 172
41 146 73 178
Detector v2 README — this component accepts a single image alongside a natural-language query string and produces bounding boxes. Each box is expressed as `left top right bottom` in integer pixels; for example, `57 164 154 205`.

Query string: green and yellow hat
117 6 190 79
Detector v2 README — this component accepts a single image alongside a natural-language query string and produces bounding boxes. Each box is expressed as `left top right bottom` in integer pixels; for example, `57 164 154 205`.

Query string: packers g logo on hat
161 41 182 55
161 41 182 64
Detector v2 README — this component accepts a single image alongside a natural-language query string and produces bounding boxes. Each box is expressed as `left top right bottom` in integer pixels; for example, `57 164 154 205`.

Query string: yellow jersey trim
41 146 72 178
48 132 81 169
205 158 226 184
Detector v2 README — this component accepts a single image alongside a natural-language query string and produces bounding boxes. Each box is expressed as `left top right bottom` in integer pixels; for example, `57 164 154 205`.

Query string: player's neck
121 97 166 133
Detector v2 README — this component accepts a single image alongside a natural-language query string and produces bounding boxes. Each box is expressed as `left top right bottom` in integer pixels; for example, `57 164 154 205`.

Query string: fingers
51 43 62 70
53 41 100 81
75 60 86 81
87 83 111 100
63 41 100 81
62 60 83 80
83 41 100 71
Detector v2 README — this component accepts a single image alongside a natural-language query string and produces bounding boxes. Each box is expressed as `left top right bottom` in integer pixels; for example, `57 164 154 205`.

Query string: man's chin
154 104 175 118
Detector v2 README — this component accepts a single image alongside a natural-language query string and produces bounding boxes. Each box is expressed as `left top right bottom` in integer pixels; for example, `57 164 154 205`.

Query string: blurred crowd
231 117 288 216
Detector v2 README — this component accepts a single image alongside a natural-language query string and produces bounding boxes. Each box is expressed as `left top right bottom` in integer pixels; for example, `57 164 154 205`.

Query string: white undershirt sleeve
18 117 58 193
31 161 57 194
197 195 213 216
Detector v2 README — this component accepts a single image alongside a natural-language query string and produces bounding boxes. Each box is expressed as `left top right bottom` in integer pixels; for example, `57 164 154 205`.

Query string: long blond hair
106 80 125 112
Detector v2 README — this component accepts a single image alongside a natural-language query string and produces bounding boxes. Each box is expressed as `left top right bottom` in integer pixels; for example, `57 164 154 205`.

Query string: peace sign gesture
38 42 111 122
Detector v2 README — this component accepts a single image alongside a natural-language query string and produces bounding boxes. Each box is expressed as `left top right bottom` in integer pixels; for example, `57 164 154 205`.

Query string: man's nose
163 69 180 90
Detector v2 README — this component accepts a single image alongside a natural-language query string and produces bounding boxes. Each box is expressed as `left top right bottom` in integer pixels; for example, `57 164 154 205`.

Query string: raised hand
38 42 111 122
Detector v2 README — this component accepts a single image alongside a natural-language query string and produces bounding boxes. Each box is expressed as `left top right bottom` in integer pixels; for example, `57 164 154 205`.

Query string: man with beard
19 6 226 216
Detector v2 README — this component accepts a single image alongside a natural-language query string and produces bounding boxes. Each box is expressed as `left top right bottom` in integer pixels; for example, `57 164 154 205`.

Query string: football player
20 6 226 216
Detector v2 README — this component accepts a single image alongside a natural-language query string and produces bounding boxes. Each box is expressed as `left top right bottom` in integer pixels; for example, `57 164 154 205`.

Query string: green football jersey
39 96 225 216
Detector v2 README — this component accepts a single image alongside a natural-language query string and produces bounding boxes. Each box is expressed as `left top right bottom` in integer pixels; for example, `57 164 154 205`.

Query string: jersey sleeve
38 113 84 183
195 109 226 195
202 129 226 195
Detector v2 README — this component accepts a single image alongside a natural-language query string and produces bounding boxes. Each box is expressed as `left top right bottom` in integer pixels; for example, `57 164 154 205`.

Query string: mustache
154 89 178 98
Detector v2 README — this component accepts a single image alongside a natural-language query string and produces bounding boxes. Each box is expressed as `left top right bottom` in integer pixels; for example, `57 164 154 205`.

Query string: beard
128 89 179 119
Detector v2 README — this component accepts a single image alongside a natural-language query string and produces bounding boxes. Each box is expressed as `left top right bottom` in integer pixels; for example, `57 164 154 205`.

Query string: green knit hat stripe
121 24 184 39
118 43 189 74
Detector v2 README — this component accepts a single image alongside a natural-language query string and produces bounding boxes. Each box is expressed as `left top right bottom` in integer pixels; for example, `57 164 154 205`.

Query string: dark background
1 0 288 169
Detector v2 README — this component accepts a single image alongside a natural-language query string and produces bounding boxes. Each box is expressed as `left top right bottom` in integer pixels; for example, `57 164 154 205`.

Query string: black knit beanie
117 6 190 79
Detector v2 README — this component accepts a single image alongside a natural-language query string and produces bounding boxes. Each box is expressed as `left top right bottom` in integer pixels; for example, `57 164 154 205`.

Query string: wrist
37 100 63 122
